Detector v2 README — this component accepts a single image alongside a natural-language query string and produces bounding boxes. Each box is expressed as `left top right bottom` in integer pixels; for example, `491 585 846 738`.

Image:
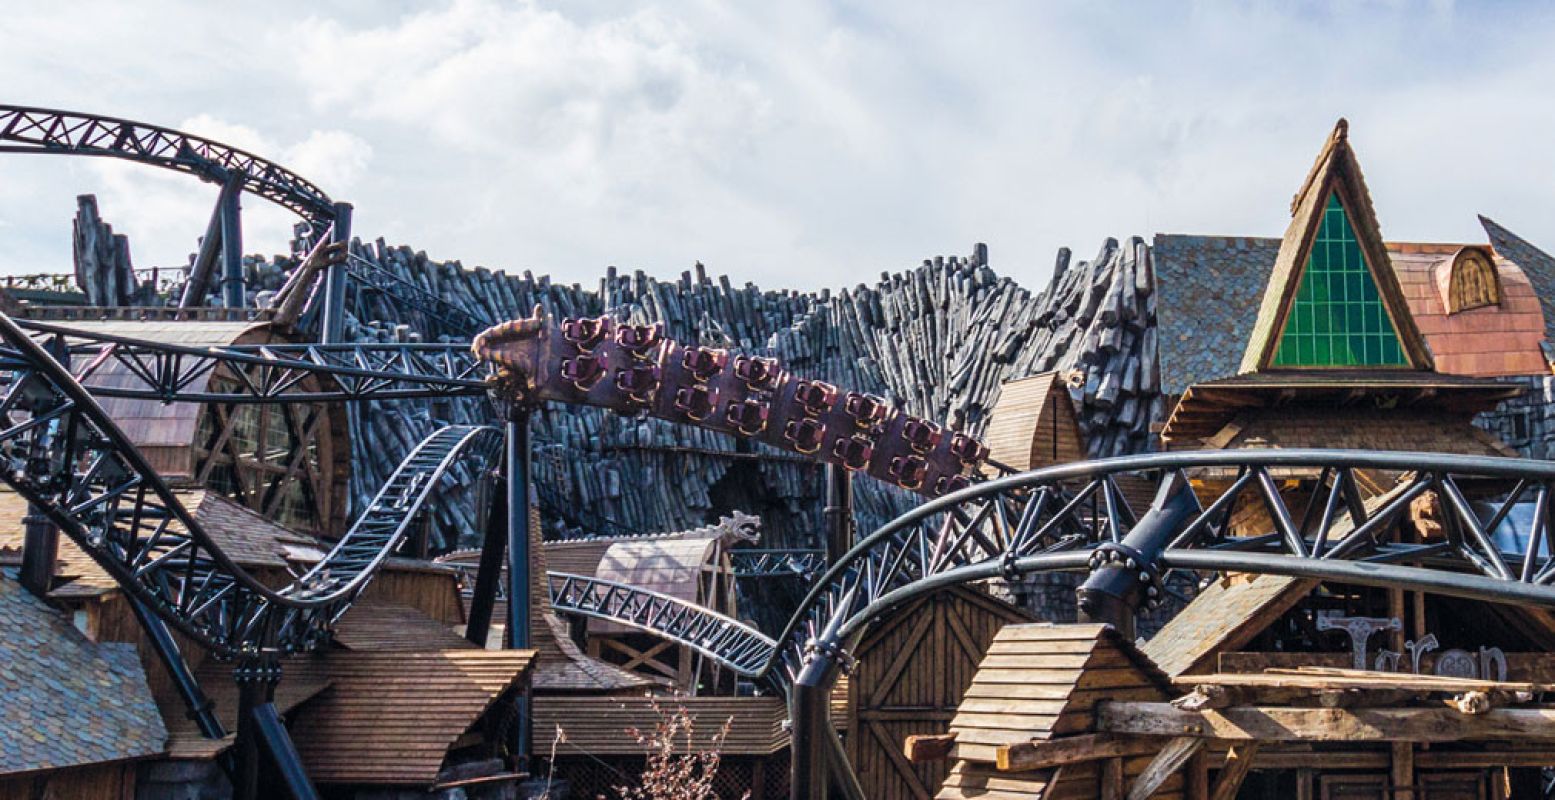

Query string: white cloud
0 0 1552 290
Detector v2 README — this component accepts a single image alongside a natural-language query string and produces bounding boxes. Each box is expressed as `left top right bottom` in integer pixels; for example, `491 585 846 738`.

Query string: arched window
1445 246 1500 313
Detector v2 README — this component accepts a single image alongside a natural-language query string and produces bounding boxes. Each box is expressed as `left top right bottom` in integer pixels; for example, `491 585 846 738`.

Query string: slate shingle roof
1482 215 1555 345
1153 234 1281 394
0 571 165 774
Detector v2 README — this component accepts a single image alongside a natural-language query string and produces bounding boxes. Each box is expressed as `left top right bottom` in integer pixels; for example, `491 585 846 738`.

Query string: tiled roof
0 572 166 774
1153 234 1281 394
1482 215 1555 345
1393 243 1547 377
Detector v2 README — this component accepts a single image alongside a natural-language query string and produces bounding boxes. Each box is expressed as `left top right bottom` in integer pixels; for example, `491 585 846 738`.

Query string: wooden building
906 120 1555 800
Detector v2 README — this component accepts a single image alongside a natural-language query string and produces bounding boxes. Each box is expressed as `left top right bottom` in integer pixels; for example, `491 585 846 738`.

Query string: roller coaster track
547 572 776 676
553 449 1555 693
8 319 484 403
729 549 825 579
0 307 498 656
0 105 335 226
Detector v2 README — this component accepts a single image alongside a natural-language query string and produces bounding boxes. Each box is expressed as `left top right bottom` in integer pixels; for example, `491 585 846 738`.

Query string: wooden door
845 587 1028 800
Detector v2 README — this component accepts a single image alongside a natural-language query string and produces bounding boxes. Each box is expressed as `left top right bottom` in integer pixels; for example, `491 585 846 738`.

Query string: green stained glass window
1271 193 1408 368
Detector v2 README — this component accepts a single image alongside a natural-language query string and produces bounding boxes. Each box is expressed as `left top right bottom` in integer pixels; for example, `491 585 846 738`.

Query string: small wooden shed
586 535 740 690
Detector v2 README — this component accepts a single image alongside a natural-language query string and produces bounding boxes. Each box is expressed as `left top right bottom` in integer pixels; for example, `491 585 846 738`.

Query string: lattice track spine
5 319 487 404
0 308 501 656
0 105 334 225
547 572 777 676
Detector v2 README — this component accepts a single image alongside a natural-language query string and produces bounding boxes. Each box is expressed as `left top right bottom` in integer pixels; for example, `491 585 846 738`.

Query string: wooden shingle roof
0 489 318 600
1143 477 1436 677
1139 574 1314 677
285 650 535 786
332 600 471 652
531 694 789 756
947 623 1169 765
57 320 287 479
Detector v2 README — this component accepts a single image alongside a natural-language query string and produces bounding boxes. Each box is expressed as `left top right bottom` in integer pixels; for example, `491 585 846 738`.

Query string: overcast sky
2 1 1552 290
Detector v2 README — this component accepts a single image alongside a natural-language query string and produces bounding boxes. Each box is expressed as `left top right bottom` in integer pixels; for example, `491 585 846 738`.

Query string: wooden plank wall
0 762 136 800
847 587 1031 800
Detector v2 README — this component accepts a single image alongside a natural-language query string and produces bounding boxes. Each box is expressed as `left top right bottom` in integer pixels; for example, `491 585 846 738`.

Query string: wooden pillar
1390 742 1413 799
1295 768 1314 800
1185 750 1209 800
1388 588 1407 655
1101 757 1124 800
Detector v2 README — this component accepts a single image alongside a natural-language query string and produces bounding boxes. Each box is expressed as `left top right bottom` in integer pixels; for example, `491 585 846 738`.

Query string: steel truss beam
772 449 1555 799
342 252 487 337
548 449 1555 697
729 549 826 579
0 308 499 657
0 105 335 227
547 571 776 676
4 320 484 404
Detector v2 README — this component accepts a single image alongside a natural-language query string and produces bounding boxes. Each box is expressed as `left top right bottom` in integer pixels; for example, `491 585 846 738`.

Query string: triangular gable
1239 119 1433 373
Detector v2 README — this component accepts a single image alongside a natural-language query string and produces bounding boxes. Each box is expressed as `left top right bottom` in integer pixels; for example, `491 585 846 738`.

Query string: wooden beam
1097 702 1555 743
1390 742 1413 799
996 733 1161 772
902 732 956 763
1127 737 1203 800
1209 743 1260 800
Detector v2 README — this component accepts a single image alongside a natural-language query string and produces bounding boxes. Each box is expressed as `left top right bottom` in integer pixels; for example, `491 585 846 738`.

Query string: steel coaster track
0 105 334 226
0 308 498 655
547 571 776 676
548 449 1555 692
730 549 826 579
6 319 484 404
342 252 487 337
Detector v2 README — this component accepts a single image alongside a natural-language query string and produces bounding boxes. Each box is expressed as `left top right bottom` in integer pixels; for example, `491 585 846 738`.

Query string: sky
1 1 1553 291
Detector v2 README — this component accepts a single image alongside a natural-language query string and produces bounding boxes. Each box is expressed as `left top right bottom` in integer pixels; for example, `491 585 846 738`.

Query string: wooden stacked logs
71 195 136 307
311 235 1160 551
